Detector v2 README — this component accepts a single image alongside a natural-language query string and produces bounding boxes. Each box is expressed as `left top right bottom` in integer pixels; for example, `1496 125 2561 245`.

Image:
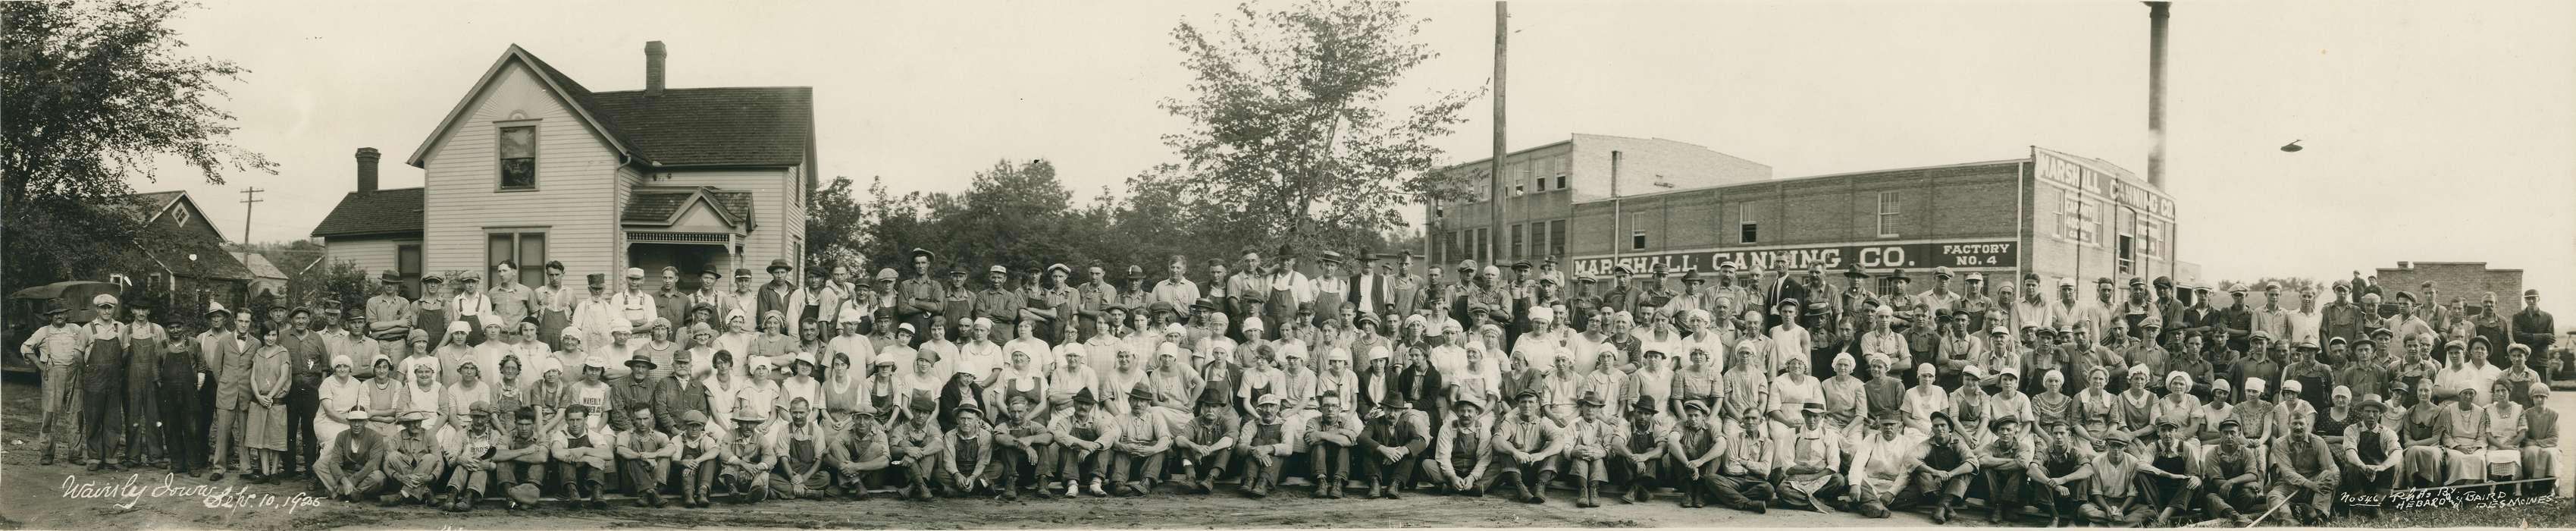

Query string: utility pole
1488 1 1507 268
238 187 265 244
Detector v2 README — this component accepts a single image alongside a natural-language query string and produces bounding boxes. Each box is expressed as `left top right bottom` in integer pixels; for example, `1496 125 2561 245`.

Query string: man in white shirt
1151 255 1201 310
2286 287 2323 348
1768 299 1813 375
615 268 660 335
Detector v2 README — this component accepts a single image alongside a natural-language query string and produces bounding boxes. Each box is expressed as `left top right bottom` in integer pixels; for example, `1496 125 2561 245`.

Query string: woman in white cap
446 360 495 435
1818 352 1866 444
779 352 823 426
2029 369 2075 432
2478 379 2526 484
569 355 616 434
549 326 588 386
2230 377 2280 445
527 356 570 435
2151 372 2201 441
956 317 1004 386
2435 385 2490 485
433 320 475 386
993 346 1051 423
2113 365 2158 455
1766 356 1820 434
1902 363 1948 435
399 359 450 442
736 356 784 440
316 354 364 456
2275 379 2317 437
2195 379 2236 445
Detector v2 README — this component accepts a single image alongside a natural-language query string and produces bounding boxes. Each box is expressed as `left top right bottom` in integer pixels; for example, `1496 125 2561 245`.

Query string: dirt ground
3 373 2570 530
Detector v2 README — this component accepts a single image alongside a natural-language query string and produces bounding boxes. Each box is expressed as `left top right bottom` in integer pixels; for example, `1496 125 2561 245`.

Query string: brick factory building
1429 141 2192 293
2372 261 2525 310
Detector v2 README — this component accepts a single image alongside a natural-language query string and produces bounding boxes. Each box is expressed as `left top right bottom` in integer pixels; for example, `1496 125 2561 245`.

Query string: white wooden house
314 42 813 293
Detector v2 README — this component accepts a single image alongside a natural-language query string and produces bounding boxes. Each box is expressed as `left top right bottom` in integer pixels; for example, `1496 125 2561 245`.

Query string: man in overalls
1609 397 1667 504
2267 413 2341 525
20 299 87 466
615 402 677 507
414 275 450 350
770 397 828 500
490 407 549 510
940 268 975 343
81 294 128 471
1898 410 1976 523
889 399 947 500
537 263 575 351
157 318 204 475
2029 418 2092 526
2141 419 2202 526
719 411 773 503
1235 392 1296 498
122 301 168 467
1976 415 2035 524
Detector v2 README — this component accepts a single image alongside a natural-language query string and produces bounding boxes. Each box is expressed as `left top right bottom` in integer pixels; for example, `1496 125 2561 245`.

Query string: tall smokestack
644 41 667 96
2145 2 2169 188
355 147 381 193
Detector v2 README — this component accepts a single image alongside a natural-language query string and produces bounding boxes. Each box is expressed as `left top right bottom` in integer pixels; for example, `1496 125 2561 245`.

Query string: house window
397 244 424 297
1876 191 1901 237
487 231 547 286
1547 220 1567 258
174 206 190 225
1631 230 1647 250
1739 206 1758 244
498 125 537 190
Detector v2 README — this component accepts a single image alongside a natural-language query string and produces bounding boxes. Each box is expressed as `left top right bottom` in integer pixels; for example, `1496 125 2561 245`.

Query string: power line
238 187 265 244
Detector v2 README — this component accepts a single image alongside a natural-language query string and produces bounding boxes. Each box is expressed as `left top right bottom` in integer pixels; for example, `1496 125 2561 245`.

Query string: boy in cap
443 402 505 512
550 404 613 508
823 409 890 500
1561 392 1619 507
1976 415 2038 523
2067 432 2196 526
888 397 948 500
2198 419 2264 525
673 410 723 507
1356 391 1429 498
313 408 387 501
992 394 1056 500
491 407 550 511
615 402 678 507
1898 410 1976 523
2138 418 2202 525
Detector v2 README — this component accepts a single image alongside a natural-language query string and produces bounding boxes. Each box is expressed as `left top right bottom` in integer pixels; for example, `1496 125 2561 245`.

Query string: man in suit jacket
1387 252 1422 321
1349 253 1394 325
1766 262 1816 330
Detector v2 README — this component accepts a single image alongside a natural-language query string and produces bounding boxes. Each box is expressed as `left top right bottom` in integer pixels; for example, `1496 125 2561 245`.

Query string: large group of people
15 246 2565 526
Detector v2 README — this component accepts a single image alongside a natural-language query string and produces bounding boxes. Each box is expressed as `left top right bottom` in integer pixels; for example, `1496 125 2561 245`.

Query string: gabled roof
406 45 636 168
310 187 425 238
622 186 754 230
116 190 253 281
406 45 811 169
590 87 813 166
233 252 290 281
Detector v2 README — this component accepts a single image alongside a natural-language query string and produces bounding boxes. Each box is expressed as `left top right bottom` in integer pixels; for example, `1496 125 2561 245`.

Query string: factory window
1513 184 1525 196
2118 235 2136 277
2142 219 2162 256
1739 206 1758 244
1555 175 1567 190
1876 277 1901 296
1548 220 1567 258
1631 230 1647 250
1876 191 1901 237
1509 225 1524 261
1474 228 1490 263
2057 196 2077 240
2076 200 2101 246
1528 223 1546 262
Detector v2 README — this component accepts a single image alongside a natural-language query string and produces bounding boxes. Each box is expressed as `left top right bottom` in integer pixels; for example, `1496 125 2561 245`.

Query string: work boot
1930 495 1951 524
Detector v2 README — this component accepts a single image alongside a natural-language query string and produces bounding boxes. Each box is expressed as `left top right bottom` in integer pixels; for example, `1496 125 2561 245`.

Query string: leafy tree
1137 0 1479 256
2 0 274 294
806 175 870 272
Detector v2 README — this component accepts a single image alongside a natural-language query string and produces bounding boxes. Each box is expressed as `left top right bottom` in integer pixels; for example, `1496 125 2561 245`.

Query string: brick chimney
644 41 666 96
355 147 381 193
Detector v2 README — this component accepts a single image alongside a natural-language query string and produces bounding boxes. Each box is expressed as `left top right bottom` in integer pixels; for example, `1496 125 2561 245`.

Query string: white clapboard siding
419 60 620 280
647 168 805 269
323 237 409 277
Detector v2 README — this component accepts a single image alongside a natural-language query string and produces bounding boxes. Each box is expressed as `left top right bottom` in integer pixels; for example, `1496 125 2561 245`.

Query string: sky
139 0 2575 319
